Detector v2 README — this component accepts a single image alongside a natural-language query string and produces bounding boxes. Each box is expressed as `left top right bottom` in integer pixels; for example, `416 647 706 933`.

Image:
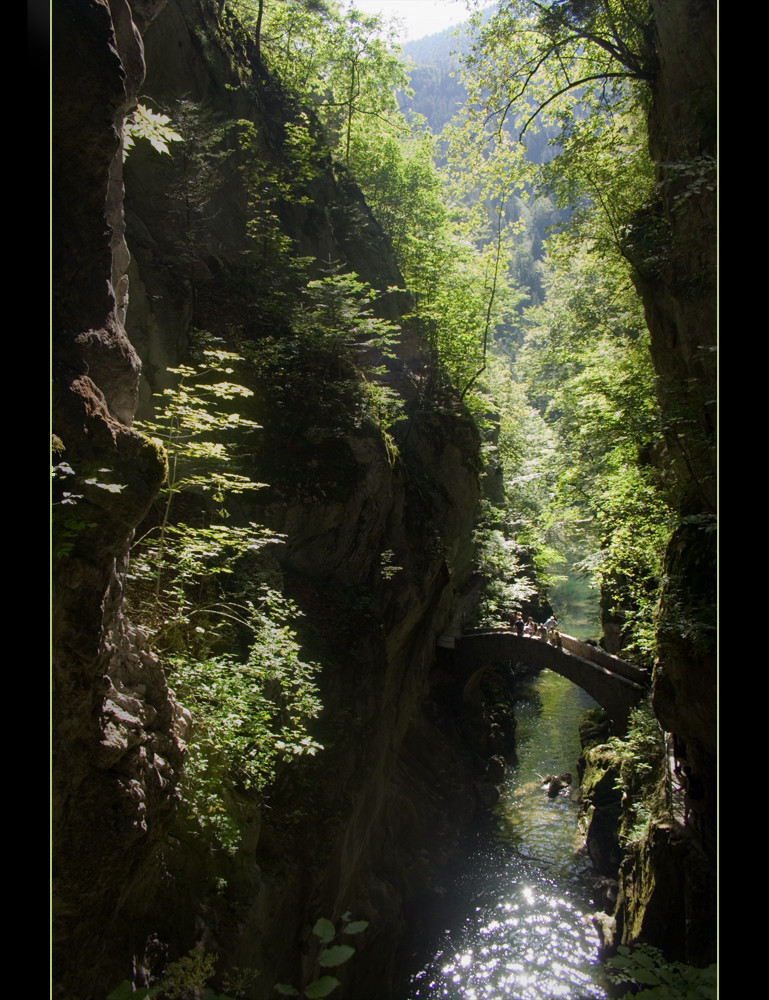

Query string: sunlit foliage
126 342 324 850
518 240 674 659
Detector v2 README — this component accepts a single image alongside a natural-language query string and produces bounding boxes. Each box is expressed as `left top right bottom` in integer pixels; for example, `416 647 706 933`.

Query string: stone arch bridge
439 628 649 734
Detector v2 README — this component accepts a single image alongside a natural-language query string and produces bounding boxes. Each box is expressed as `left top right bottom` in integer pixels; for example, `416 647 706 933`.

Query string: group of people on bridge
508 611 562 647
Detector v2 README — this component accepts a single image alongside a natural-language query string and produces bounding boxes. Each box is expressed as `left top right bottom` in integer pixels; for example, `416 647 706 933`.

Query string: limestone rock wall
627 0 717 941
612 822 716 968
582 0 717 963
51 1 196 996
52 2 488 997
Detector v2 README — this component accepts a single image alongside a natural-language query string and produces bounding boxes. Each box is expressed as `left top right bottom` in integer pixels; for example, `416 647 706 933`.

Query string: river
401 669 608 1000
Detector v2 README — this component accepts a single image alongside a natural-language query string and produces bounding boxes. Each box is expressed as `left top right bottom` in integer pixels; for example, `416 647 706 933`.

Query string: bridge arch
444 629 649 734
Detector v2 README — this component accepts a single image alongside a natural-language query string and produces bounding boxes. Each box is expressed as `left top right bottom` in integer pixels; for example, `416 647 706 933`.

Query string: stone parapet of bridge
558 634 649 687
448 629 648 734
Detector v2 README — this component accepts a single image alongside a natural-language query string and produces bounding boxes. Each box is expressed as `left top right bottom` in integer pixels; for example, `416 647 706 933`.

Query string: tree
227 0 335 81
448 0 658 248
518 237 675 659
128 342 270 642
126 341 325 849
463 0 656 143
168 584 324 849
240 261 404 462
320 4 410 166
229 1 410 166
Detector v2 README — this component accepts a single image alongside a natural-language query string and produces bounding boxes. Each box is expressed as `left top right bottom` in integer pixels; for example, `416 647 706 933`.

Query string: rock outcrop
612 821 716 968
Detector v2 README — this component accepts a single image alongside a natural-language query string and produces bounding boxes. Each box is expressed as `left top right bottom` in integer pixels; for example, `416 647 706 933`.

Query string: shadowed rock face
52 3 485 997
612 0 717 963
641 0 717 863
52 2 191 995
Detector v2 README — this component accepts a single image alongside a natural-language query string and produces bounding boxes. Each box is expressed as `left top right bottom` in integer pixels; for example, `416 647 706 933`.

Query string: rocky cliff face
611 0 717 963
52 0 191 992
646 0 716 835
52 2 491 998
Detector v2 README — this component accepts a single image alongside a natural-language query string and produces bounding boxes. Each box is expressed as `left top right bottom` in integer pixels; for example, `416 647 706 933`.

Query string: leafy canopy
170 587 323 849
462 0 655 143
229 0 410 165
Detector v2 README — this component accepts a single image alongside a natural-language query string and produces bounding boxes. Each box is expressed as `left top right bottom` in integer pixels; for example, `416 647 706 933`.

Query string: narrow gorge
51 2 717 998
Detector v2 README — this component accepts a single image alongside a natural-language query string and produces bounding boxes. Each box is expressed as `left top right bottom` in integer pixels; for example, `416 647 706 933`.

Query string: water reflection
404 671 607 1000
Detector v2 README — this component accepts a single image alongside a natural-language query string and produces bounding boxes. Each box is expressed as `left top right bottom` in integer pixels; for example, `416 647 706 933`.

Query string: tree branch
516 70 637 139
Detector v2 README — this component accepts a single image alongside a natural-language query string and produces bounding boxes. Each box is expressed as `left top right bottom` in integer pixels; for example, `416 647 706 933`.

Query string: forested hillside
52 2 716 998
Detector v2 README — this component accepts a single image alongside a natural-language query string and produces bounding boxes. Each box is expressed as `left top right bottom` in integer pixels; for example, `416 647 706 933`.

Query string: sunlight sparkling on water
408 879 605 1000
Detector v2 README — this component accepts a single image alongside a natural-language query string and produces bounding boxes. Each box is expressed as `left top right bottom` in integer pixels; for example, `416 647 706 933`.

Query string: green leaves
303 977 340 998
123 103 182 160
604 944 717 999
515 238 673 661
312 918 336 944
274 914 369 998
107 950 242 1000
340 920 368 935
462 0 655 142
317 946 355 968
258 0 409 166
128 341 269 636
452 0 657 296
243 262 405 464
124 340 327 852
171 589 323 806
293 267 399 356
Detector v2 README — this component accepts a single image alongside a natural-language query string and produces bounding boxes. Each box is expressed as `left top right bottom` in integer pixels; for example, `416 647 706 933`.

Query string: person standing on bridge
544 615 558 645
515 612 525 637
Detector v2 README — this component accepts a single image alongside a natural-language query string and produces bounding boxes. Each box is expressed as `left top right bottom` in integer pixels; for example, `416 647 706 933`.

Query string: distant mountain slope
398 20 468 131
